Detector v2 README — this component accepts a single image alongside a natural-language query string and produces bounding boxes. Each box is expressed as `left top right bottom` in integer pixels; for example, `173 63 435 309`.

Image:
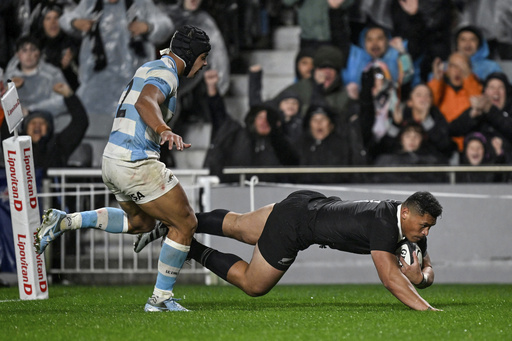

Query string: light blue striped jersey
103 56 179 161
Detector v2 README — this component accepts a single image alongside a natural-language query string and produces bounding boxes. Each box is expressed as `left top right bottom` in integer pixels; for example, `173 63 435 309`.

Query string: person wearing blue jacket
454 25 502 83
342 26 414 90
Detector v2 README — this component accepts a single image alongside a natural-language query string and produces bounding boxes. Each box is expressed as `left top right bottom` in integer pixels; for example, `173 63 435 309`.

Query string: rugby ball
395 240 423 268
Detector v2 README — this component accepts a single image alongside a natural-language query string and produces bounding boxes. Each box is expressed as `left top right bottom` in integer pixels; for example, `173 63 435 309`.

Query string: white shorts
102 157 179 204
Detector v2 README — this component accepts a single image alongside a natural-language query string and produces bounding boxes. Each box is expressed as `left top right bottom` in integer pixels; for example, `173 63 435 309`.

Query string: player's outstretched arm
135 84 191 151
371 250 440 311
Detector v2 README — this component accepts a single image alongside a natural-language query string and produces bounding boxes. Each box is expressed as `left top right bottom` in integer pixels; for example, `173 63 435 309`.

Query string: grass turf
0 284 511 340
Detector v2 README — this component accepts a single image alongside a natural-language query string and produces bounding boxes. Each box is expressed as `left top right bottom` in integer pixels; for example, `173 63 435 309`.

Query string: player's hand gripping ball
395 240 423 268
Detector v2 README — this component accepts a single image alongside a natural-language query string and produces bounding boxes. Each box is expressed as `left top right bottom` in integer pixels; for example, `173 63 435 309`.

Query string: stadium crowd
1 0 511 184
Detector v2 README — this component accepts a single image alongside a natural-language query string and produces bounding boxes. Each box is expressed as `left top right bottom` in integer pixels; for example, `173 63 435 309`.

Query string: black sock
195 209 229 236
190 239 242 281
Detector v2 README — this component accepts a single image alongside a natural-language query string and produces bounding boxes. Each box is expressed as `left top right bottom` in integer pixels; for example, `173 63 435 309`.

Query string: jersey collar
396 204 405 242
161 55 177 70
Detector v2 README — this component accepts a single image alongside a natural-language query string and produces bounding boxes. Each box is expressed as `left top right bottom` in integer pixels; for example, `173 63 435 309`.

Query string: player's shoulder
376 200 400 216
138 58 178 86
346 199 399 221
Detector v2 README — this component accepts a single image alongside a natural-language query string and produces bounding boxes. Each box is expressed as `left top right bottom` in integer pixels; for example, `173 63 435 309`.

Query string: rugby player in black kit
139 190 443 311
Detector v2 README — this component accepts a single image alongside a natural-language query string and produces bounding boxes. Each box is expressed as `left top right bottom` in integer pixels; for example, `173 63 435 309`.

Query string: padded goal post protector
2 136 48 300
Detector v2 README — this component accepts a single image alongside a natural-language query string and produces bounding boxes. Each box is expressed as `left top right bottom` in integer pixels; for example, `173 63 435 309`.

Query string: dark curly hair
403 191 443 218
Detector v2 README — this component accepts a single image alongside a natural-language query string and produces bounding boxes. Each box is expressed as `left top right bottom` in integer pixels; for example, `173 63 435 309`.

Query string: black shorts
258 190 323 271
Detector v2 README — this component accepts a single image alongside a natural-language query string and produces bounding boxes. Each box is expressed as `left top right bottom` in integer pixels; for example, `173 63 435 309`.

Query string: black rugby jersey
307 195 427 255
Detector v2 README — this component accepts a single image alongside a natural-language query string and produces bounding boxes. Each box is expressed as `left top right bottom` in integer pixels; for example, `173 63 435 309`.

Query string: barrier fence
39 168 216 284
223 165 512 185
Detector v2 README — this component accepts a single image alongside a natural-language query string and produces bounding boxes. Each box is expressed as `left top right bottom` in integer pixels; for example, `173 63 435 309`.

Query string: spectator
391 0 455 84
358 60 400 161
31 4 80 91
276 45 352 120
275 90 303 145
428 52 483 150
457 0 512 60
59 0 173 144
203 70 299 183
454 25 502 83
158 0 230 127
394 83 456 161
274 45 367 167
248 64 303 145
373 122 448 183
342 25 414 92
294 47 315 81
456 132 508 183
298 105 352 184
283 0 355 58
449 72 512 163
0 82 89 173
4 35 70 132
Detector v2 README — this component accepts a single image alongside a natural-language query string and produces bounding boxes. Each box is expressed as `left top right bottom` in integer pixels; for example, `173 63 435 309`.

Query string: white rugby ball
395 240 423 268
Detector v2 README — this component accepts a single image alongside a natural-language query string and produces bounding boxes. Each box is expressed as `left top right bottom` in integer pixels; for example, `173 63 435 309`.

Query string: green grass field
1 283 511 340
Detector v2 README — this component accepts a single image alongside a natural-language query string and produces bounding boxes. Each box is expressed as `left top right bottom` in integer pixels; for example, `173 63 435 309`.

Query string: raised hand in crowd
204 69 219 96
71 18 95 33
53 82 74 98
128 20 150 37
469 95 493 118
491 136 503 157
392 100 404 125
389 37 406 54
346 82 359 100
431 57 445 81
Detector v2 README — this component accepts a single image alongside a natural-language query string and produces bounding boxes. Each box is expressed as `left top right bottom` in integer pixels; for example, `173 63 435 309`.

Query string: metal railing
223 165 512 185
39 168 217 282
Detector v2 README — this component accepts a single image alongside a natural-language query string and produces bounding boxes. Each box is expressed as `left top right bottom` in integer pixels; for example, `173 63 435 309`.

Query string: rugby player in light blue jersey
35 25 211 312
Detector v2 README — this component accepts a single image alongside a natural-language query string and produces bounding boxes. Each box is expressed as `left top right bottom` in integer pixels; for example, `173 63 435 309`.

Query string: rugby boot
35 209 67 255
144 295 189 312
134 221 169 253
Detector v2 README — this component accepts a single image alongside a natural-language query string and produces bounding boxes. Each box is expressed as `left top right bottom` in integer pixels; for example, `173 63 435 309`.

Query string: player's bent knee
173 209 197 237
243 283 271 297
184 213 198 235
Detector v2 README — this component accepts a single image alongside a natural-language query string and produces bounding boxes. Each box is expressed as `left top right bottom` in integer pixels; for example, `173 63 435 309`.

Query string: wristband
415 273 429 289
155 124 171 135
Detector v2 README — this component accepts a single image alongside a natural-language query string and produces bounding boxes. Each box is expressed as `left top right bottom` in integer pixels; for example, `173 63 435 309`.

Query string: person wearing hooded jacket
342 25 414 91
203 69 299 183
274 44 367 168
454 25 502 83
248 64 303 145
457 0 512 60
456 132 508 183
297 104 352 184
449 72 512 164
